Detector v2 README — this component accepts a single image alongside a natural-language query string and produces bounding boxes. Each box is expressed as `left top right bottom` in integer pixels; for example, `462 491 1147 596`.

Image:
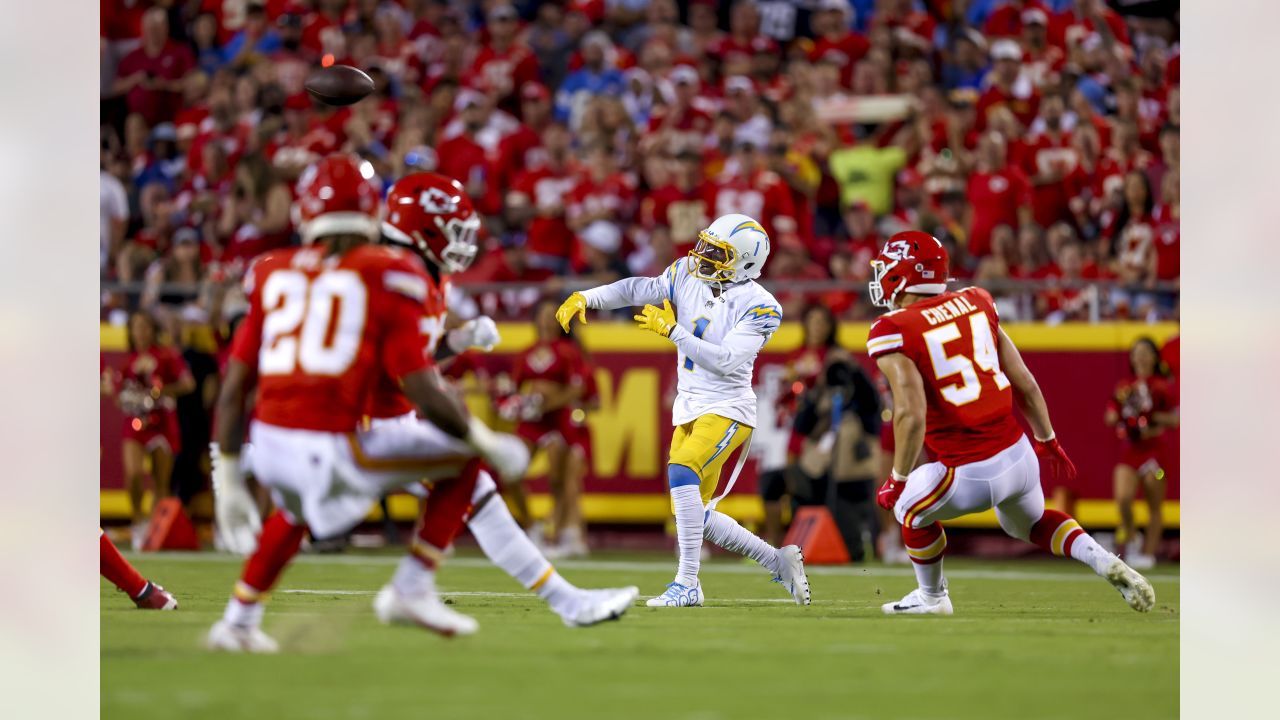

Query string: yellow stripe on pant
667 413 753 511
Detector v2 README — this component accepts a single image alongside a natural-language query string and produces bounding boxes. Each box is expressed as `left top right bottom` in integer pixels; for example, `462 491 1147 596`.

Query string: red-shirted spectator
976 40 1040 131
567 142 637 236
641 151 709 256
113 8 195 125
809 0 870 89
494 83 554 189
119 183 178 283
966 132 1032 257
1020 9 1066 88
301 0 346 57
1151 170 1179 283
1036 240 1110 320
470 3 540 113
876 0 936 53
984 1 1052 38
1106 171 1156 288
706 141 798 244
436 92 500 215
1021 94 1077 228
706 0 765 65
509 123 579 268
1050 0 1132 50
646 65 712 152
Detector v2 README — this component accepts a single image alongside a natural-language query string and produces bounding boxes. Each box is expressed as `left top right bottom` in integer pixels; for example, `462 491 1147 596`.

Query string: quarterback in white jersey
557 214 811 607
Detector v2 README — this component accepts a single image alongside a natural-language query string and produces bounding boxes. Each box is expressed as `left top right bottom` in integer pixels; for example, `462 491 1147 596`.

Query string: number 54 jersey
230 244 435 433
866 286 1024 466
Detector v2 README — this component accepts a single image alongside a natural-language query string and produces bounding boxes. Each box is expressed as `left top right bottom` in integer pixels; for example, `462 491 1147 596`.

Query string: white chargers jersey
581 259 782 427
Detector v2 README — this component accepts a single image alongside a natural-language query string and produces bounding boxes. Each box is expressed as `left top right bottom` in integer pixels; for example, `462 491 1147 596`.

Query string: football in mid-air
304 65 375 106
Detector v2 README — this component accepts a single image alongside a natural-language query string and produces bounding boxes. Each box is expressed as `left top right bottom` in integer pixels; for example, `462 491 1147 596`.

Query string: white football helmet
688 213 771 283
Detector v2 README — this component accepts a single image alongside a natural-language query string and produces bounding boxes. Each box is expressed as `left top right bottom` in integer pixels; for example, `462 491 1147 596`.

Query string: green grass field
102 551 1178 720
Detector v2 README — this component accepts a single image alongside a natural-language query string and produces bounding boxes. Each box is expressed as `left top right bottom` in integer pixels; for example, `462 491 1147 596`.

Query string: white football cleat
373 585 479 637
561 586 640 627
206 620 279 654
645 580 703 607
773 544 812 606
1104 557 1156 612
881 588 954 615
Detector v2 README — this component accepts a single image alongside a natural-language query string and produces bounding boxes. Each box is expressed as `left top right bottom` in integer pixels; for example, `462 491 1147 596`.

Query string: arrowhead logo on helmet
868 230 951 309
382 172 481 273
689 213 771 284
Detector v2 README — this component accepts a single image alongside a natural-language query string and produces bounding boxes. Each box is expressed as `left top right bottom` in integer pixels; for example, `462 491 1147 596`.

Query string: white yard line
127 551 1180 584
279 588 797 604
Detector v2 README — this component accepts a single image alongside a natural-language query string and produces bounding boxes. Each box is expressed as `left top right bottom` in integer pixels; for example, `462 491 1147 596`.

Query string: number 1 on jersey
922 313 1010 406
683 317 711 371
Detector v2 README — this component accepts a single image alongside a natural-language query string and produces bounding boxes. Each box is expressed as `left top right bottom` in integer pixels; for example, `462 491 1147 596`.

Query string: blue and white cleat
645 580 703 607
773 544 811 605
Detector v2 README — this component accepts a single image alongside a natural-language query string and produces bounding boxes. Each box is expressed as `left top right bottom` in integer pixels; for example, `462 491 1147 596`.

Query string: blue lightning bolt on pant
666 414 753 511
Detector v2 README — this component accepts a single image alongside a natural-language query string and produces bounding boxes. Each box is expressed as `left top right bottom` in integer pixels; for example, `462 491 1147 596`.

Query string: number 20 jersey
230 245 435 433
866 286 1023 466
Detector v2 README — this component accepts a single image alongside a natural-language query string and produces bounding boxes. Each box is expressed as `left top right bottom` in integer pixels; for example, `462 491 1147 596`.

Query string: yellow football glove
556 292 588 333
633 299 677 338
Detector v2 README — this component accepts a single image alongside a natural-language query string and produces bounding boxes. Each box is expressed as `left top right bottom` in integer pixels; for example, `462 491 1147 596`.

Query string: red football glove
1034 435 1078 484
877 473 907 512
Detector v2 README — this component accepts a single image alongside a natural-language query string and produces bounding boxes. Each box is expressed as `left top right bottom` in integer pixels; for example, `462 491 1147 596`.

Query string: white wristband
891 469 909 483
1034 432 1056 442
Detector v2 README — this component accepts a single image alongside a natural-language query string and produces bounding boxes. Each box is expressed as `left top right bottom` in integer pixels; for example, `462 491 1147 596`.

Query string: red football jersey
867 287 1024 466
230 245 434 433
366 272 452 420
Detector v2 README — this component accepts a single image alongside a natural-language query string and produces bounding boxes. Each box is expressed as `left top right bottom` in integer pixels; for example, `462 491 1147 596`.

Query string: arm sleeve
666 303 781 377
580 260 680 310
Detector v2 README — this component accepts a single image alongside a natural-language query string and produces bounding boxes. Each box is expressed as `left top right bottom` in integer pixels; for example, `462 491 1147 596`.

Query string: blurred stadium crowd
101 0 1180 329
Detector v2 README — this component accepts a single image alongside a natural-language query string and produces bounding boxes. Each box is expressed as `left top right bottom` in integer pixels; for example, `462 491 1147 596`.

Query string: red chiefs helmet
381 172 481 273
868 230 951 308
293 154 381 244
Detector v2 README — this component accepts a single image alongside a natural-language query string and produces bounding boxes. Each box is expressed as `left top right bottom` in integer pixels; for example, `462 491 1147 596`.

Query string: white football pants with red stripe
893 435 1045 541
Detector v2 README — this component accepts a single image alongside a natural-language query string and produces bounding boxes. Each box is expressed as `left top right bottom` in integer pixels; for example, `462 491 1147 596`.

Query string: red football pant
410 459 482 568
100 530 148 598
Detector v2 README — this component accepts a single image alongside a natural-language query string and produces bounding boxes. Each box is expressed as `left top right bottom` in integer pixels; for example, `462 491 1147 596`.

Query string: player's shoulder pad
363 246 430 303
242 248 296 295
867 314 905 357
663 259 684 300
739 286 783 335
959 285 999 319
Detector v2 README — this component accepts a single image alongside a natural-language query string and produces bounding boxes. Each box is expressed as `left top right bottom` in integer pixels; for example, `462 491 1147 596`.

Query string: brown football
304 65 375 106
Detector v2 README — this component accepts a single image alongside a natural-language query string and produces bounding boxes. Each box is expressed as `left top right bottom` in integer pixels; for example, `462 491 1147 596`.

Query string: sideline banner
100 322 1180 508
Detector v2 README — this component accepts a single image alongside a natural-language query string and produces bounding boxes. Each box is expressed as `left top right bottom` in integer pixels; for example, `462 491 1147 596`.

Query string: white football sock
222 597 263 628
912 560 946 596
704 510 781 574
391 555 436 597
671 485 704 586
467 487 578 615
1071 533 1118 575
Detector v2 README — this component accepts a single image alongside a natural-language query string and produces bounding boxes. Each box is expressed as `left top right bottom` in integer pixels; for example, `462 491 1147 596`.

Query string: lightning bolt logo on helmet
688 213 772 284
